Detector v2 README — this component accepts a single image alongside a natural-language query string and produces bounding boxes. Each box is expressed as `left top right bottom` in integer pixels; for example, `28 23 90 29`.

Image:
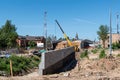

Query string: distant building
81 39 94 49
100 33 120 48
16 35 45 48
52 40 81 50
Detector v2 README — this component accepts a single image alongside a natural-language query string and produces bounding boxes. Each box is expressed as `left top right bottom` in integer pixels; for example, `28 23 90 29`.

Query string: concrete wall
39 47 75 75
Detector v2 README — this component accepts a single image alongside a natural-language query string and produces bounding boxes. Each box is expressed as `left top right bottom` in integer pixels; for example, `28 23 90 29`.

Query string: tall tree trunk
103 40 105 48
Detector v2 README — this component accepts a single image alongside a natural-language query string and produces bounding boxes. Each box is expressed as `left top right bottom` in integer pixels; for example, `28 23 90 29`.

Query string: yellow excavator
55 20 79 52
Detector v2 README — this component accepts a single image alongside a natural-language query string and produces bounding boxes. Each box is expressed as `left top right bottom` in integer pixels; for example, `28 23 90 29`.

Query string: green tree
75 33 79 40
28 41 36 48
97 25 109 48
46 35 57 49
0 20 18 48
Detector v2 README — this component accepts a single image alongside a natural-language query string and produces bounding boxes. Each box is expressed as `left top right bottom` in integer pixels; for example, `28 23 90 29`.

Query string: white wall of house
37 42 44 47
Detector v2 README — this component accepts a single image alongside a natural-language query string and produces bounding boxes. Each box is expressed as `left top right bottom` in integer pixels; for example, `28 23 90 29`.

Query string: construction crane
55 20 79 52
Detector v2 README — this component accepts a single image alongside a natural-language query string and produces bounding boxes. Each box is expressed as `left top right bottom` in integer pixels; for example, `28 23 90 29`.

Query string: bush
99 50 106 58
97 44 102 49
117 54 120 57
91 49 98 54
80 50 88 58
0 55 40 76
112 42 120 50
28 41 37 48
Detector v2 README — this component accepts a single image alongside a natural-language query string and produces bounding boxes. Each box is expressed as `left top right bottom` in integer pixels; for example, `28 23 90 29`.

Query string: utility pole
109 10 112 56
44 12 47 50
117 13 119 34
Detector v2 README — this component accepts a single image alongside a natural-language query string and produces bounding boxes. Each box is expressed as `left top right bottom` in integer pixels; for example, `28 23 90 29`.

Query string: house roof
81 39 93 44
18 35 45 40
52 40 62 44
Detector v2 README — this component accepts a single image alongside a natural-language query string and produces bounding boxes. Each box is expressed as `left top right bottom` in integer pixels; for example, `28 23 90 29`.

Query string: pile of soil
80 58 120 71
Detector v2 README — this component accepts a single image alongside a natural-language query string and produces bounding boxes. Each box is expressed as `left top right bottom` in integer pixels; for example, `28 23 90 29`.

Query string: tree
28 41 36 48
75 33 79 40
58 37 65 40
45 35 57 49
0 20 18 48
97 25 109 48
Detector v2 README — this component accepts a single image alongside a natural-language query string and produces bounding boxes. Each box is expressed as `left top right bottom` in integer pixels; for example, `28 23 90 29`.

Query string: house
81 39 94 49
16 35 45 48
52 40 81 50
100 33 120 48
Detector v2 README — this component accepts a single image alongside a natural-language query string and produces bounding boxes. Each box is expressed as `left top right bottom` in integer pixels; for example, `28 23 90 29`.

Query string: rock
84 72 91 77
49 74 58 78
63 72 70 77
88 54 99 60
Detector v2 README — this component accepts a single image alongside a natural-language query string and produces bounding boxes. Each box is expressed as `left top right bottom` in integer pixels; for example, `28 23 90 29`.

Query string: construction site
0 17 120 80
0 0 120 80
0 47 120 80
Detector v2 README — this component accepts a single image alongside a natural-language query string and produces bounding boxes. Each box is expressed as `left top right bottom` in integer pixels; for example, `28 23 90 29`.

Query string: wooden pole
10 60 13 76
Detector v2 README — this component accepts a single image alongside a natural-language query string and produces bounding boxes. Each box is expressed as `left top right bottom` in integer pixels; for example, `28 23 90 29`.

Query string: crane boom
55 20 72 46
55 20 65 34
55 20 79 52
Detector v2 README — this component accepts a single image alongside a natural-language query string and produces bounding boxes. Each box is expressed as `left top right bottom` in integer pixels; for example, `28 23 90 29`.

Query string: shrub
117 54 120 57
28 41 37 48
97 44 102 49
112 42 120 50
0 55 40 76
91 49 98 54
99 49 106 58
80 50 88 58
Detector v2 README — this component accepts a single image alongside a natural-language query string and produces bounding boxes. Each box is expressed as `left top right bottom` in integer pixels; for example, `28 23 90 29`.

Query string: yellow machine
55 20 79 52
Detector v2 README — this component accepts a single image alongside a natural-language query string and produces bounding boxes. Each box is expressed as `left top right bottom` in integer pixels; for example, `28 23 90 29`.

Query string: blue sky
0 0 120 40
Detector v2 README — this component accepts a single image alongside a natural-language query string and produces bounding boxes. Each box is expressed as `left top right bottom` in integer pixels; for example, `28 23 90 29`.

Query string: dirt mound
80 58 120 71
93 59 119 71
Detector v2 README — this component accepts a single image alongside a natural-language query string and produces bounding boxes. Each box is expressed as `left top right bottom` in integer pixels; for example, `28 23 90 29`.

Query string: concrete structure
39 47 75 75
100 33 120 48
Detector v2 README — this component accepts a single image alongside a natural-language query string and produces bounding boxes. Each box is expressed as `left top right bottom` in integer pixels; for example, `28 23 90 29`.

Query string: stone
49 74 58 78
63 72 70 77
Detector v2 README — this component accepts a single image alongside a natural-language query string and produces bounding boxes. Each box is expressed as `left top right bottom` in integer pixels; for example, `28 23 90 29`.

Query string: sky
0 0 120 41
